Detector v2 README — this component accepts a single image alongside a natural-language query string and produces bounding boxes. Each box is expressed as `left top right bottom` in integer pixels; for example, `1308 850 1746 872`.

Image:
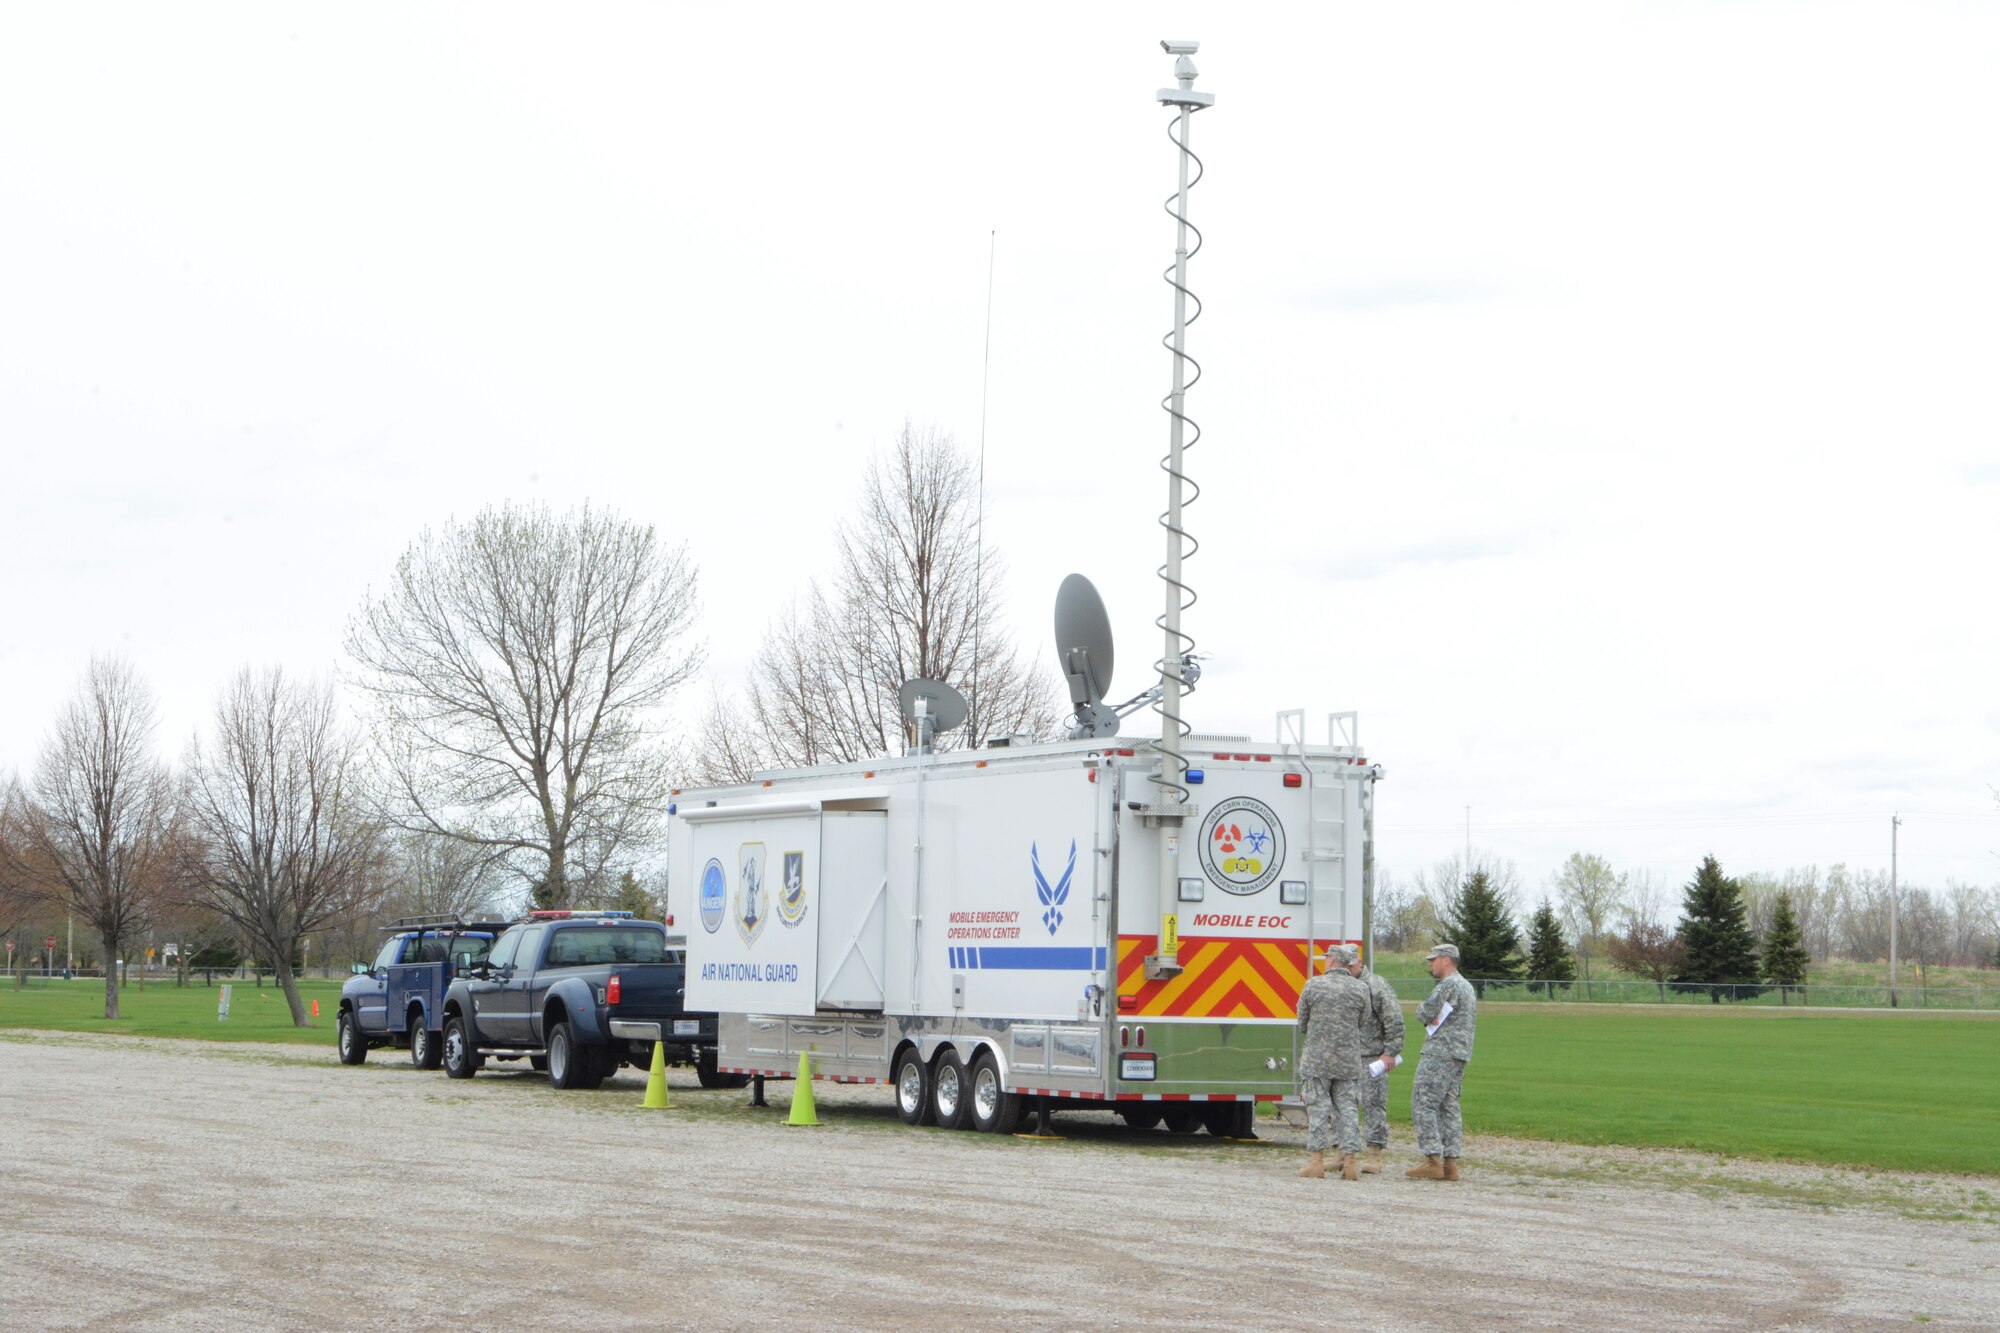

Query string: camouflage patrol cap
1425 943 1461 961
1328 943 1360 967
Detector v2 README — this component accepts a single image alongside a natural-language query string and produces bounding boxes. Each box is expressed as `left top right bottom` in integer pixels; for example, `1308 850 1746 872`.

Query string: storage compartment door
684 812 821 1017
815 810 889 1010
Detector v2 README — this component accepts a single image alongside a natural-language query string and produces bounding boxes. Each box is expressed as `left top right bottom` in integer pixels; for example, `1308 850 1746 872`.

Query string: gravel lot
2 1030 1995 1331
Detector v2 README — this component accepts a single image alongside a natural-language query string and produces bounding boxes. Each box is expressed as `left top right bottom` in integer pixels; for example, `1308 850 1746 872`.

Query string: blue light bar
1185 769 1204 784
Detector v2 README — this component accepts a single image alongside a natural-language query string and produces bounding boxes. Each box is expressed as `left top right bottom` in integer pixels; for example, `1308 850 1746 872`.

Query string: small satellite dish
897 678 969 752
1054 573 1115 709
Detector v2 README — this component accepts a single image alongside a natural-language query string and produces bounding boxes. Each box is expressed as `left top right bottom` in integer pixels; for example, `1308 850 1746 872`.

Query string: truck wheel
697 1049 750 1090
1160 1105 1202 1134
547 1022 605 1090
1120 1107 1163 1131
893 1047 934 1127
442 1015 479 1079
409 1015 442 1070
337 1010 367 1065
966 1051 1022 1134
931 1050 972 1130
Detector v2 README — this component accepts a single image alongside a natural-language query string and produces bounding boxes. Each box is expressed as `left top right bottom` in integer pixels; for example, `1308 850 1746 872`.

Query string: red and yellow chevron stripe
1117 935 1352 1019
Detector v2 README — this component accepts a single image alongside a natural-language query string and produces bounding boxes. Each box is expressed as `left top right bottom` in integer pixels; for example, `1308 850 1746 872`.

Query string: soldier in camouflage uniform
1294 942 1371 1181
1342 949 1407 1174
1408 942 1478 1181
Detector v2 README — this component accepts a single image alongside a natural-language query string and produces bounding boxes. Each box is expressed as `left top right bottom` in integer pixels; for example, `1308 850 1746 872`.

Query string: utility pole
1888 813 1901 1008
1465 806 1472 881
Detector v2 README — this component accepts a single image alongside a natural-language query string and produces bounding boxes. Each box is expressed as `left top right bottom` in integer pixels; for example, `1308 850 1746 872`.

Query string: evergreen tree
1760 890 1810 1002
1524 899 1575 996
1671 854 1760 1001
1444 870 1524 993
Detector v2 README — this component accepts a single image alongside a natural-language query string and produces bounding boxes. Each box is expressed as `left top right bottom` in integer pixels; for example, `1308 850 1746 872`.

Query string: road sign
4 940 13 952
46 936 56 949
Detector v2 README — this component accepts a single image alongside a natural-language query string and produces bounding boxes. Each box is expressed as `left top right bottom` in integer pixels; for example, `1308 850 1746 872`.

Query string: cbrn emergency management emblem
1198 796 1286 896
735 842 768 947
698 858 727 934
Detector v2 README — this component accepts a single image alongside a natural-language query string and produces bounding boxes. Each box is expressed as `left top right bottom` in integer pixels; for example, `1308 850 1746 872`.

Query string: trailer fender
924 1037 1009 1088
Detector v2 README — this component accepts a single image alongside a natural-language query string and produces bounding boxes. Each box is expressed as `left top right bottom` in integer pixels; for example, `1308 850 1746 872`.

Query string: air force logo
735 842 768 946
1033 839 1076 936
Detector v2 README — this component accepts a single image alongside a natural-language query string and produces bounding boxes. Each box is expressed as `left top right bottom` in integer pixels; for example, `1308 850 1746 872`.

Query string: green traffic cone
642 1040 669 1109
787 1050 818 1126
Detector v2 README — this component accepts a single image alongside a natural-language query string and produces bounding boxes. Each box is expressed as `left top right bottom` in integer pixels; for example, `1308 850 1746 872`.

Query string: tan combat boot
1406 1155 1446 1180
1360 1147 1383 1175
1298 1151 1326 1179
1339 1152 1359 1181
1442 1157 1460 1181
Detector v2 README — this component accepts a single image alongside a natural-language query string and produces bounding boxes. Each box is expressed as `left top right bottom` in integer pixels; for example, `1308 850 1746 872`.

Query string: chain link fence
1384 975 2000 1010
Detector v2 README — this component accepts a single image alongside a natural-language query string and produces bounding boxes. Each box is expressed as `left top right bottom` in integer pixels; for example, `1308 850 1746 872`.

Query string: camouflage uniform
1357 967 1407 1149
1296 966 1370 1156
1412 969 1478 1158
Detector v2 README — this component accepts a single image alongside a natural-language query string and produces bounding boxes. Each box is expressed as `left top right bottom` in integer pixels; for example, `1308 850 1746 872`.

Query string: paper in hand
1424 1000 1455 1038
1368 1059 1387 1079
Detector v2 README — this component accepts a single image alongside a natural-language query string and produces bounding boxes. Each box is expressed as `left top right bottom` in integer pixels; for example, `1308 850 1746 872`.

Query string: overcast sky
3 3 1995 901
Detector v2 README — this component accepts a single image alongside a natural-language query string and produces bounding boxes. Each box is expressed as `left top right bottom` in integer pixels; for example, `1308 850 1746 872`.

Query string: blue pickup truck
438 912 734 1090
337 916 512 1068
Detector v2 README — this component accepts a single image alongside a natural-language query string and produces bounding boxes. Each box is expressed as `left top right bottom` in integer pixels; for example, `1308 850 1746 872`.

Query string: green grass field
5 977 1996 1176
0 976 345 1045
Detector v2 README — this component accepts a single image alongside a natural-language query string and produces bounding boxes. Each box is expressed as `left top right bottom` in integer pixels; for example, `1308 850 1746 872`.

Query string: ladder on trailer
1277 708 1362 1122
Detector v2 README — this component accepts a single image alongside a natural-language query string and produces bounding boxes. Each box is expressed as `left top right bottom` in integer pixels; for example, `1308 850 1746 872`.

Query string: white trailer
673 715 1379 1134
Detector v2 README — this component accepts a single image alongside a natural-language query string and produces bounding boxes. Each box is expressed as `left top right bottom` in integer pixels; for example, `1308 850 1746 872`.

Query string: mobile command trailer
674 718 1378 1134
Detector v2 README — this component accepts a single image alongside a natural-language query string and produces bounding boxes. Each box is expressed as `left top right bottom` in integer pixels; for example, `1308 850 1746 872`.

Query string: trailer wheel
1120 1107 1163 1132
966 1051 1022 1134
409 1015 442 1070
893 1047 935 1127
336 1009 367 1065
931 1050 973 1129
442 1015 479 1079
1160 1105 1202 1134
1201 1102 1254 1138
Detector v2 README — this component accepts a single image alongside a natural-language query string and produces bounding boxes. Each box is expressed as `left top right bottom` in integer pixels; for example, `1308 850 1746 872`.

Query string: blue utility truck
337 916 510 1068
438 912 732 1090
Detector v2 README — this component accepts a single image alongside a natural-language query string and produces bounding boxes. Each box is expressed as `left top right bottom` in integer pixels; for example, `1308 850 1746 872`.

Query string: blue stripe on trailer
951 946 1107 970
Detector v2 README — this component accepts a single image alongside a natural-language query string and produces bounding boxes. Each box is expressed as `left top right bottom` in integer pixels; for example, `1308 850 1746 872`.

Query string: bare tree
347 503 702 907
703 423 1059 776
179 668 386 1026
1553 852 1625 987
383 830 509 921
0 657 174 1018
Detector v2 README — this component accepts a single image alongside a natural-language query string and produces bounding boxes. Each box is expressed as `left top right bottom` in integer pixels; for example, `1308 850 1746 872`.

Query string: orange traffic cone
310 999 320 1019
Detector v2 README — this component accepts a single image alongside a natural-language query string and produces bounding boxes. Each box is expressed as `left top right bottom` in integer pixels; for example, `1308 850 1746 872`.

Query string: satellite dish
1054 574 1115 709
898 678 969 752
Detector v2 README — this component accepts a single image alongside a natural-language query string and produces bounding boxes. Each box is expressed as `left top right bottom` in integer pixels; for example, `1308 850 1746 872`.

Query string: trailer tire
1120 1107 1163 1132
336 1009 367 1065
1160 1105 1202 1134
931 1050 973 1130
967 1051 1022 1134
1201 1101 1255 1138
409 1014 442 1070
442 1015 479 1079
893 1047 935 1127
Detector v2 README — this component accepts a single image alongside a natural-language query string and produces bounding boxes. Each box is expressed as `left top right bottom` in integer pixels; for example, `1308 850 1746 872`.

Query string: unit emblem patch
698 858 727 934
735 842 768 946
1198 796 1286 896
777 850 808 926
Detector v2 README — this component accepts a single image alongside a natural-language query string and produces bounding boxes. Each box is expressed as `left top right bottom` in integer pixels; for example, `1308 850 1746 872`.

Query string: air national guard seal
698 858 727 934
